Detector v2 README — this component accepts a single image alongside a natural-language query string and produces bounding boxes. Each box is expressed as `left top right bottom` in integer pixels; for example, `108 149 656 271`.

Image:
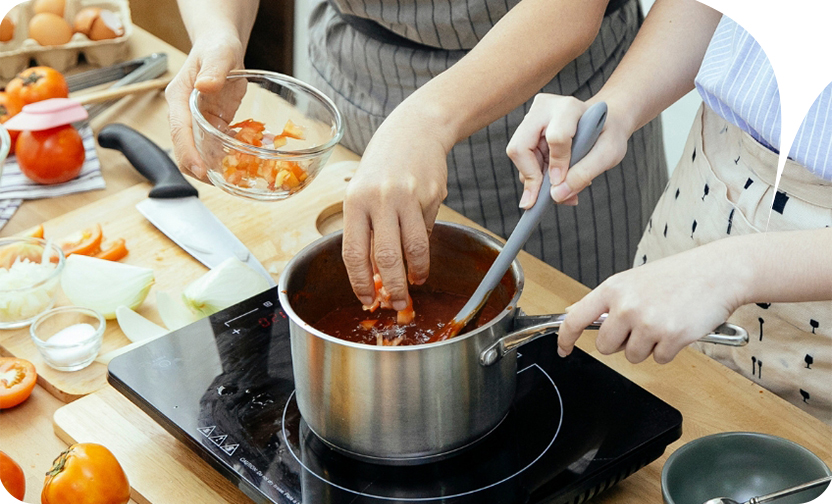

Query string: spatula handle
450 102 607 332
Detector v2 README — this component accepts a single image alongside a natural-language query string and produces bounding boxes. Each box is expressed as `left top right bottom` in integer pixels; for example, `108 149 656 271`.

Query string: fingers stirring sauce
313 287 501 346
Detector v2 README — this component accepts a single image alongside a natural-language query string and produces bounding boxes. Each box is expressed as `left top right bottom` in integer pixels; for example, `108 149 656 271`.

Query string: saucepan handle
479 313 748 366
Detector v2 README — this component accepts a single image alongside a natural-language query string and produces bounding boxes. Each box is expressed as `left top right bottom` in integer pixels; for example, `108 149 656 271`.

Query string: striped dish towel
0 125 105 231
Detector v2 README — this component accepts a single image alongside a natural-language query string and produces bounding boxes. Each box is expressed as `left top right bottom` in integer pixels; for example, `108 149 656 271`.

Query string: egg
28 12 73 46
0 16 14 42
72 7 101 36
87 9 123 40
32 0 65 17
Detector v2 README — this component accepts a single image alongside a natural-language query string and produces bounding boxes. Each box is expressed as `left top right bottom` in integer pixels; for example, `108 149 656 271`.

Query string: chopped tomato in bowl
189 70 343 202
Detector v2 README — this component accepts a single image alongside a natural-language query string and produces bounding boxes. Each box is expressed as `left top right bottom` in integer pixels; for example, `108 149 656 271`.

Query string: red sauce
312 288 502 346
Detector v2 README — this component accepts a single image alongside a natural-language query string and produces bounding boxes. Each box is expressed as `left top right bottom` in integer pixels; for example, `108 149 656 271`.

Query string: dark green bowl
662 432 830 504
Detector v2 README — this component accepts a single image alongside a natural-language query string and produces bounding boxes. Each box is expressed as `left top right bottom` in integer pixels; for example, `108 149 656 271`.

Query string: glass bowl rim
0 237 65 294
189 69 345 160
30 305 106 348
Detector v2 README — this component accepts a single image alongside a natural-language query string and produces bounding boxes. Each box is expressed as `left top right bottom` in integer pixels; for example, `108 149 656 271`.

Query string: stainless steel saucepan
277 222 747 465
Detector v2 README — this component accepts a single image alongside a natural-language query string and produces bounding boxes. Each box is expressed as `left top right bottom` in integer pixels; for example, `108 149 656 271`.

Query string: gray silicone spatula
435 101 608 341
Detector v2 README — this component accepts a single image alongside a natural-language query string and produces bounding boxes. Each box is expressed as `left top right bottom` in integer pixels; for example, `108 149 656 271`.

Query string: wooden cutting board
0 154 362 402
53 386 251 504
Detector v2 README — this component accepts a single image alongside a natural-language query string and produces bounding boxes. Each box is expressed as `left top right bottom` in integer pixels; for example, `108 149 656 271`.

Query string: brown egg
33 0 65 17
0 16 14 42
72 7 101 36
28 12 73 46
87 9 124 40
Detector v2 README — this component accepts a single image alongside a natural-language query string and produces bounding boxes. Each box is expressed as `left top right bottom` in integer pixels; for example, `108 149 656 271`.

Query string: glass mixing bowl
190 70 344 201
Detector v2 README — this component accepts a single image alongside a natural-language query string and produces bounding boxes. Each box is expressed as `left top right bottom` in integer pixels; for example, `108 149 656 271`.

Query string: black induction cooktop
108 287 682 504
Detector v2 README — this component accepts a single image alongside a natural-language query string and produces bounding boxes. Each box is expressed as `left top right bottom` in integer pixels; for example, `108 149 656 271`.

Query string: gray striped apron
306 0 668 287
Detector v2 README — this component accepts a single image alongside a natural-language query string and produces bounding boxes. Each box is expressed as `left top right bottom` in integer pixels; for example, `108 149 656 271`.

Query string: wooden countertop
1 26 830 504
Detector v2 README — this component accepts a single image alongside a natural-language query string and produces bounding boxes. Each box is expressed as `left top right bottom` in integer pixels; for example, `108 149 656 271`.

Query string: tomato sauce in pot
312 287 502 346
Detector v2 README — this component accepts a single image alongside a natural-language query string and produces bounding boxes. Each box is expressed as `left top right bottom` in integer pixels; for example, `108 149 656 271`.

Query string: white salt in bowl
30 306 105 371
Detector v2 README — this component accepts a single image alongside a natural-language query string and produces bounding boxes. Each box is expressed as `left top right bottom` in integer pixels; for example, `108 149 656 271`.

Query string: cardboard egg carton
0 0 132 84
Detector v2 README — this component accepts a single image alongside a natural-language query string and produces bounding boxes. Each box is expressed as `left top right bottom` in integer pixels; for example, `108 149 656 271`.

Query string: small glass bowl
190 69 344 201
30 306 105 371
0 237 65 329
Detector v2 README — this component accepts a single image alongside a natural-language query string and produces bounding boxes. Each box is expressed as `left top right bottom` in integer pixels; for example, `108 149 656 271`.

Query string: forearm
718 228 832 305
391 0 608 149
590 0 721 135
176 0 259 46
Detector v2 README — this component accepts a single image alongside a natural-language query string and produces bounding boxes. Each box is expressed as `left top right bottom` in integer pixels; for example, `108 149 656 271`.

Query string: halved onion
61 255 154 319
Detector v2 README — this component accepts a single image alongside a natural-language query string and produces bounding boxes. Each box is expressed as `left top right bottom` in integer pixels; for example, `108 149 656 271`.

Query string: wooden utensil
72 77 172 105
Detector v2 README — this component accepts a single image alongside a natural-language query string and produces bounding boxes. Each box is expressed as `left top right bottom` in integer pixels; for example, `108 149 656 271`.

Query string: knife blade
97 124 276 287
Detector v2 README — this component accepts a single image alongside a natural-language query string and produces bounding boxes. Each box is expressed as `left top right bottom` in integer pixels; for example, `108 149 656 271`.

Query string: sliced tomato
16 224 44 239
0 358 37 409
58 224 103 256
94 238 128 261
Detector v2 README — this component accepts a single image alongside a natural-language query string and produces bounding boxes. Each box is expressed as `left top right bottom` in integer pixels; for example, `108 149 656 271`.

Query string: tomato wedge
94 238 128 261
16 224 44 239
0 358 37 409
58 224 103 256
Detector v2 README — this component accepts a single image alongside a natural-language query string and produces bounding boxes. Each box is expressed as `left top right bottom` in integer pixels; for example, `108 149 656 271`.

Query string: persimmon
41 443 130 504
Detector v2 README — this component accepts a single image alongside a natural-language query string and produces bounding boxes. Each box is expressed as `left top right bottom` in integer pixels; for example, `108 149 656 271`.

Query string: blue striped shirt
695 16 832 181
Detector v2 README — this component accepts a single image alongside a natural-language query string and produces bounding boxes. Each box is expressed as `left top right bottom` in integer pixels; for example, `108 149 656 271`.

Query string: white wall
292 0 701 175
293 0 314 84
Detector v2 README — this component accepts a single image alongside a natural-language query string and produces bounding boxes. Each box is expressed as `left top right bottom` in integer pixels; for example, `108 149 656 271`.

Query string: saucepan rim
277 221 525 352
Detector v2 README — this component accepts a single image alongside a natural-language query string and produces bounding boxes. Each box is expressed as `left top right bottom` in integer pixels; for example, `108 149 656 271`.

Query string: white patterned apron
635 104 832 424
304 0 668 287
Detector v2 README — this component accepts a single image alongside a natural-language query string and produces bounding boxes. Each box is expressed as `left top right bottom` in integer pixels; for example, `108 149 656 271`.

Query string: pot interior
286 222 521 337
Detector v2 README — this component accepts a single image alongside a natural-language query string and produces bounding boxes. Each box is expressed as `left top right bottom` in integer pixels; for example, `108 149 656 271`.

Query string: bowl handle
479 313 748 366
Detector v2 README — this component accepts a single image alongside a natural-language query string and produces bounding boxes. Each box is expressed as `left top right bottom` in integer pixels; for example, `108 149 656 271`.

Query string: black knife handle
98 124 199 199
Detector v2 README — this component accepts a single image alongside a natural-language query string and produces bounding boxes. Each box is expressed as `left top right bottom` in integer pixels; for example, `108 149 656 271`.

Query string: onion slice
115 305 167 343
156 290 197 331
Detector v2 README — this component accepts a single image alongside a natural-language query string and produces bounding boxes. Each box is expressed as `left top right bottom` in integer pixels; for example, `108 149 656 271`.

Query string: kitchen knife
97 124 276 287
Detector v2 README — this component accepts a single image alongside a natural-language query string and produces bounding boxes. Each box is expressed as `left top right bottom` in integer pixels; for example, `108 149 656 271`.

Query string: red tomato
0 357 37 409
16 224 45 239
0 91 23 154
0 451 25 501
5 66 69 106
15 125 85 185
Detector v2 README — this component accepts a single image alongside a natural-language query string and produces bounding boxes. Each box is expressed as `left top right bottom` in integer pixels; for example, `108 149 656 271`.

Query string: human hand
342 111 450 310
557 241 748 364
165 31 245 182
506 94 630 207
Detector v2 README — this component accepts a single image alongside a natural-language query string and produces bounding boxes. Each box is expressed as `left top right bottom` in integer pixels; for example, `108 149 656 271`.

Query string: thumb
550 132 623 203
194 49 239 93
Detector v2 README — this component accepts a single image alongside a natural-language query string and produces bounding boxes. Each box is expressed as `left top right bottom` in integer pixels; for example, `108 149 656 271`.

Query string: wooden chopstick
72 76 173 106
